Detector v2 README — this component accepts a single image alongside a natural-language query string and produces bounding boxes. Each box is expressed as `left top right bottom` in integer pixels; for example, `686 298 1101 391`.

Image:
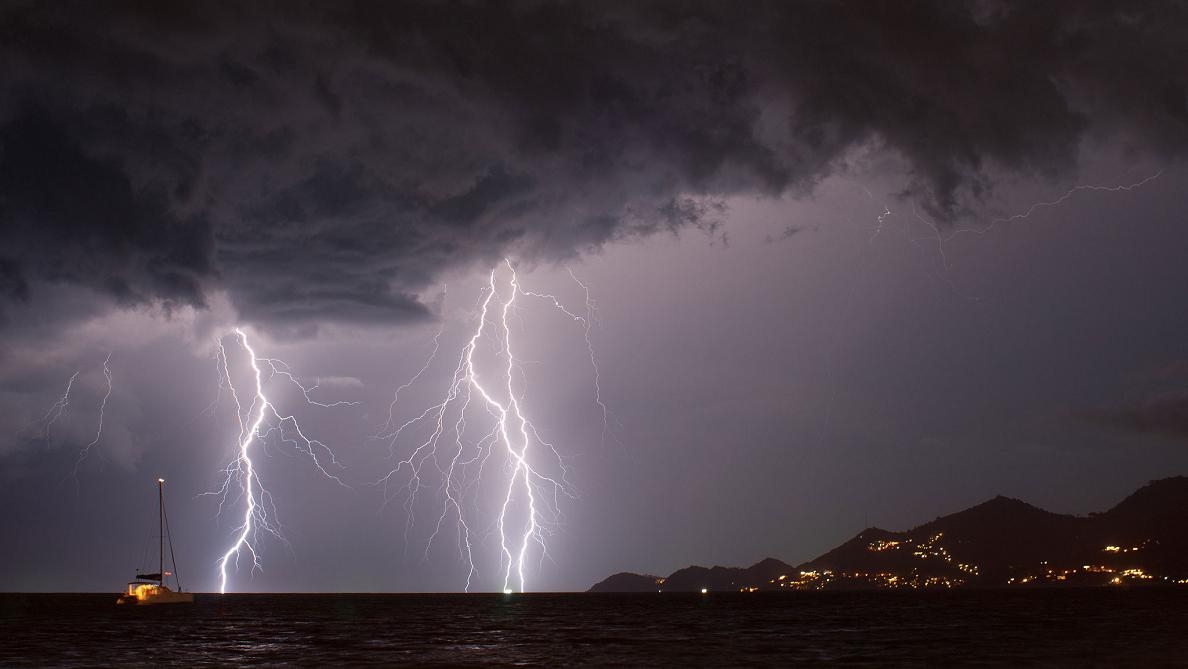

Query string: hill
590 477 1188 592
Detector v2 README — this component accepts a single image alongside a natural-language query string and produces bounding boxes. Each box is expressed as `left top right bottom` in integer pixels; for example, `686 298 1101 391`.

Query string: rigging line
162 488 182 591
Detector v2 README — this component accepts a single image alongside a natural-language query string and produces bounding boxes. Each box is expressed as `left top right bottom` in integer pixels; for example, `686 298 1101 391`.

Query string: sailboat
116 478 194 605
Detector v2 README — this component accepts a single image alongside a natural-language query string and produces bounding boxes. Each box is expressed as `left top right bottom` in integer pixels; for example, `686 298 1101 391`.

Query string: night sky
2 2 1187 593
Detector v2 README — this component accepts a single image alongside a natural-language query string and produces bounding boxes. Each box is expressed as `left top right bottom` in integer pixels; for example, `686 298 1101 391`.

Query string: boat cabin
124 581 165 601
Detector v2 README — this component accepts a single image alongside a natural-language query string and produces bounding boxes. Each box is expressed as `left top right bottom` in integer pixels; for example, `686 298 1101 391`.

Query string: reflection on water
2 590 1186 667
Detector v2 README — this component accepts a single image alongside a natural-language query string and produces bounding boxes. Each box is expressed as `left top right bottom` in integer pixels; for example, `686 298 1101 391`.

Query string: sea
1 589 1185 667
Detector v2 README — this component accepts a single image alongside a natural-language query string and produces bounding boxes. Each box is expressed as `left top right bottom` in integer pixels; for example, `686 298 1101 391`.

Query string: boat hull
116 584 194 605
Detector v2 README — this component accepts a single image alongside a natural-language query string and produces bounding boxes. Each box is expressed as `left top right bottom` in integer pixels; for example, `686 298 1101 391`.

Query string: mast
158 478 165 588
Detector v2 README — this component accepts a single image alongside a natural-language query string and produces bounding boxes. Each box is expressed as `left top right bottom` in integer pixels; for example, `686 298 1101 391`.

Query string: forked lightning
211 328 353 594
378 260 610 592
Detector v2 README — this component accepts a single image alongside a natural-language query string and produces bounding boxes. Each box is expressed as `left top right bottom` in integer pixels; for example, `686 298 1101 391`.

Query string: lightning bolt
379 317 445 437
569 267 617 444
210 327 353 594
990 171 1165 225
521 267 617 446
869 204 893 243
908 171 1164 271
41 370 80 437
378 260 604 592
847 172 1164 305
68 352 113 484
861 189 894 244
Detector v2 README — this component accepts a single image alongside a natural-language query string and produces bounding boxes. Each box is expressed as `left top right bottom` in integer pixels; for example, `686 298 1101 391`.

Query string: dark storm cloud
1085 362 1188 441
1 1 1185 328
0 110 214 312
1085 391 1188 441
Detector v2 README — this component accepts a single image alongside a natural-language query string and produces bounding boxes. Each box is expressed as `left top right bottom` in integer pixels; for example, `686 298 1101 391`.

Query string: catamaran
116 478 194 605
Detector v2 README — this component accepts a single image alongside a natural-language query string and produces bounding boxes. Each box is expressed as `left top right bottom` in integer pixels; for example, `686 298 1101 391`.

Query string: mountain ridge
589 476 1188 592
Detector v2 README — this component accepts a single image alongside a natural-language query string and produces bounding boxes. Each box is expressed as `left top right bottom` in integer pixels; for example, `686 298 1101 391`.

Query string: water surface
2 589 1184 667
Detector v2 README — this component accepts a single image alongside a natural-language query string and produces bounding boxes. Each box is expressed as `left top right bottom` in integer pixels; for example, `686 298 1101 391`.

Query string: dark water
1 589 1186 667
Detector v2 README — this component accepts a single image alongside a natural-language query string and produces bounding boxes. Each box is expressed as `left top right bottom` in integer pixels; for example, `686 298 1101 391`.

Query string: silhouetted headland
590 476 1188 592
